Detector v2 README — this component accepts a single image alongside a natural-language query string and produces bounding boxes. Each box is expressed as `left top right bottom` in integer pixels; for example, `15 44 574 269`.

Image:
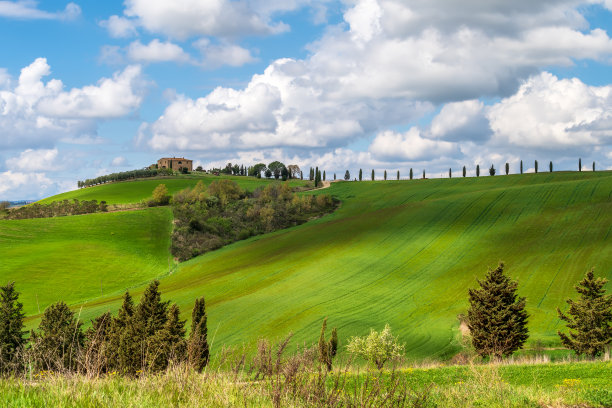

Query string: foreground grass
1 361 609 407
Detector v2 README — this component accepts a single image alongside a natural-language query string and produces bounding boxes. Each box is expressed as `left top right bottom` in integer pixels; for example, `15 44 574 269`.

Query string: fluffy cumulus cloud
128 39 191 63
129 0 612 176
0 170 53 199
0 58 144 148
6 148 58 171
0 1 80 20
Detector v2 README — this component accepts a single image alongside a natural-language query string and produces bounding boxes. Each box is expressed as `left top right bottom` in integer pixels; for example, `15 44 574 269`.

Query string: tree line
78 168 174 189
4 199 108 220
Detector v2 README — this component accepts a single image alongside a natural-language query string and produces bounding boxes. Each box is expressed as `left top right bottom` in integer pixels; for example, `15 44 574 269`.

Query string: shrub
347 324 404 369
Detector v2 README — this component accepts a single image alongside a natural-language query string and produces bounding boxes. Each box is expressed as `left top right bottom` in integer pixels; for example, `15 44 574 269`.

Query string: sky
1 0 612 200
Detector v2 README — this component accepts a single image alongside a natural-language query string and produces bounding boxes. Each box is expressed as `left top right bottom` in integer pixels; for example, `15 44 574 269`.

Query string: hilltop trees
0 283 26 373
549 161 553 172
467 263 529 359
449 168 452 178
557 269 612 358
397 170 400 180
384 170 387 180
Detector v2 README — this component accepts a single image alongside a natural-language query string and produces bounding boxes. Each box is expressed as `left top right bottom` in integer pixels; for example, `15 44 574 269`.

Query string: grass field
36 173 309 205
3 171 612 359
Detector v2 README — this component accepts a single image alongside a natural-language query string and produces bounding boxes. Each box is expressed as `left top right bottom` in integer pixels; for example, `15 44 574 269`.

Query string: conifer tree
323 170 326 181
300 171 303 180
0 282 26 373
371 169 375 181
549 161 553 172
520 160 523 174
410 168 413 180
344 170 350 180
188 296 210 372
334 173 336 180
557 269 612 358
397 170 400 180
314 167 319 187
449 168 452 178
384 170 387 180
109 291 138 374
489 164 495 176
505 163 509 175
422 169 426 179
463 166 466 177
579 158 582 172
359 169 362 181
30 302 84 371
467 263 529 359
476 164 480 177
148 304 186 371
593 161 596 171
535 160 538 173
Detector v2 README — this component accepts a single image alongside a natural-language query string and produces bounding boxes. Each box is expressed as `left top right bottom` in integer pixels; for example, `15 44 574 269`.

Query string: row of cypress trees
0 281 209 376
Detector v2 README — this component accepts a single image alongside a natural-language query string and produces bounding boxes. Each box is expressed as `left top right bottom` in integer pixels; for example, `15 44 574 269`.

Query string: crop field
2 171 612 359
36 173 308 205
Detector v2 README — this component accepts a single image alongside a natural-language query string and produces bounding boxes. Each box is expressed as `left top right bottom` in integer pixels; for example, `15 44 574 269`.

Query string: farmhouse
157 157 193 172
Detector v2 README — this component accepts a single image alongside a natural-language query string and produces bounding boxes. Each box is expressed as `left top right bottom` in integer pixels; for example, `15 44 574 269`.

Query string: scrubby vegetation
170 180 337 261
4 199 108 220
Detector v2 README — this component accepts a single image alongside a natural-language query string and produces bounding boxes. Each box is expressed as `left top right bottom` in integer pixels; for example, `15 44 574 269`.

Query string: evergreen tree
467 263 529 359
463 166 466 177
397 170 400 180
422 169 426 179
300 171 303 180
359 169 363 181
309 167 314 181
489 164 496 176
449 168 452 179
333 173 336 181
109 291 138 374
323 170 326 181
505 163 509 175
593 161 596 172
384 170 387 180
557 269 612 358
535 160 538 173
318 318 338 371
520 160 523 174
371 169 375 181
314 167 321 187
0 282 26 373
549 161 553 172
30 302 84 371
476 164 480 177
188 297 209 372
148 304 186 371
344 170 350 180
410 168 413 180
579 158 582 172
281 167 289 181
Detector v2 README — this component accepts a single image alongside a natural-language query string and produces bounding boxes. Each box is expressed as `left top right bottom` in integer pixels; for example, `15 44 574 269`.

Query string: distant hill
7 200 35 207
2 171 611 359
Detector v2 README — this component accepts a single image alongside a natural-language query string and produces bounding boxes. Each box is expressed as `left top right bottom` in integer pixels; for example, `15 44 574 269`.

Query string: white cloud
194 39 257 68
0 170 52 199
6 148 58 171
369 128 460 161
128 39 191 63
0 58 145 149
0 1 80 20
429 100 491 142
100 15 138 38
110 156 129 166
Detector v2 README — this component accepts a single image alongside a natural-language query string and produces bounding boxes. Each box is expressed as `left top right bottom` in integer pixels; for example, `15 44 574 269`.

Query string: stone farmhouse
157 157 193 172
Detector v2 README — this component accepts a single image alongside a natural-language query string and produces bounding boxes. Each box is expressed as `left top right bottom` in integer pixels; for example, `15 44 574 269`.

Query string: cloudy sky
1 0 612 199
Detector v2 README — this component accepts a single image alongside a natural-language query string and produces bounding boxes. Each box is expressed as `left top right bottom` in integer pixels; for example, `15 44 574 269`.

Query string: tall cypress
422 169 426 179
359 169 362 181
384 170 387 180
397 170 400 180
323 170 326 181
579 158 582 172
148 304 186 371
535 160 538 173
520 160 523 174
410 168 413 180
467 263 529 359
188 297 209 372
549 161 553 172
449 168 452 178
593 161 596 172
0 282 26 373
557 269 612 358
476 164 480 177
505 163 509 175
371 169 375 181
463 166 466 177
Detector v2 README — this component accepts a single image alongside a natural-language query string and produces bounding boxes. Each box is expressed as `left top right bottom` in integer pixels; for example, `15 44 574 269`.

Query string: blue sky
1 0 612 199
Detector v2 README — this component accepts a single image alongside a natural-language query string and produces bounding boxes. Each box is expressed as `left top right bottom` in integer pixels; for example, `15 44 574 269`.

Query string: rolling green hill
3 171 612 359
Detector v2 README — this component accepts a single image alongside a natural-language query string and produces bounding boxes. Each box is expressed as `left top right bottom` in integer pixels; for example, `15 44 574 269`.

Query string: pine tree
397 170 400 180
0 282 26 373
30 301 84 371
109 291 138 374
467 263 529 359
410 168 413 180
557 269 612 358
463 166 466 177
188 297 209 372
359 169 362 181
371 169 375 181
476 164 480 177
384 170 387 180
148 304 186 371
579 158 582 172
520 160 523 174
535 160 538 173
505 163 509 175
549 161 553 172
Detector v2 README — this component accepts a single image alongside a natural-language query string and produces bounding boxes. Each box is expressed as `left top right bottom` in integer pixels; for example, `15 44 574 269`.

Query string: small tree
344 170 350 181
347 324 404 369
476 164 480 177
323 170 326 181
579 158 582 172
593 161 596 172
188 297 209 371
384 170 387 181
449 168 452 179
359 169 363 181
467 263 529 359
281 167 289 181
549 161 553 172
396 170 400 180
422 169 426 179
265 169 272 179
371 169 375 181
0 282 26 373
557 269 612 358
318 318 338 371
520 160 523 174
152 184 170 206
314 167 321 187
489 164 495 176
535 160 538 173
462 166 466 177
410 168 413 180
505 163 509 176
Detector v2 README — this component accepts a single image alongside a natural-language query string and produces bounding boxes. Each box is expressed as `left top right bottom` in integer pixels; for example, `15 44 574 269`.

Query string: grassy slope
4 172 612 359
37 173 308 205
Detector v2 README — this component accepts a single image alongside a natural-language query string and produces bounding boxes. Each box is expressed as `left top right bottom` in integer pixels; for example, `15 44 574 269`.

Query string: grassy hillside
3 171 612 359
37 173 308 205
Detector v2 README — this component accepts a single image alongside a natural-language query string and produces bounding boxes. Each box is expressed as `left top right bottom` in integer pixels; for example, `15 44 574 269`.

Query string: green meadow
2 171 612 359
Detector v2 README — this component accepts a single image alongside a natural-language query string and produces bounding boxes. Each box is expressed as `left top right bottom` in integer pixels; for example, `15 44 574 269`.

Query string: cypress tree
109 291 138 374
557 269 612 358
359 169 362 181
0 282 26 373
505 163 509 175
188 297 209 372
30 302 84 371
467 263 529 359
449 168 452 178
371 169 375 181
410 168 413 180
334 173 336 181
579 158 582 172
463 166 466 177
314 167 319 187
489 164 496 176
476 164 480 177
300 171 303 180
422 169 426 179
535 160 538 173
520 160 523 174
593 161 596 172
384 170 387 180
549 161 553 172
344 170 350 180
397 170 400 180
323 170 326 181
